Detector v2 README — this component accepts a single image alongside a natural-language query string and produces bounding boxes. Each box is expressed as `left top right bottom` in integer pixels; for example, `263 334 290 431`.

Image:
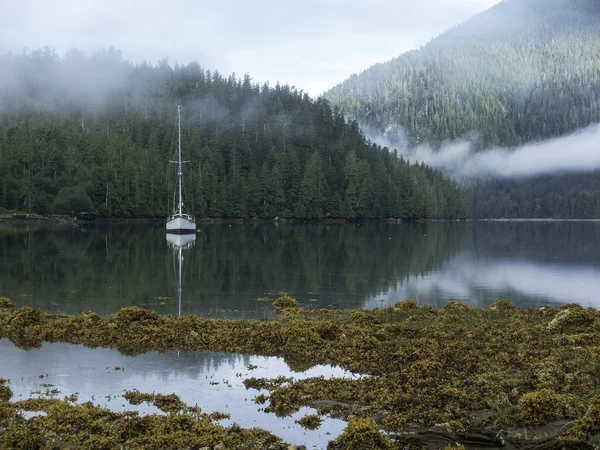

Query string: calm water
1 221 600 316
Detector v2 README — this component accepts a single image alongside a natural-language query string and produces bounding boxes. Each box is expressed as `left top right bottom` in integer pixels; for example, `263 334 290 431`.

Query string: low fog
364 122 600 180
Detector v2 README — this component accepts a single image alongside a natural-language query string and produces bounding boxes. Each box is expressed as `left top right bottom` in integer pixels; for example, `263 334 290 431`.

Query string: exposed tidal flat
1 296 600 449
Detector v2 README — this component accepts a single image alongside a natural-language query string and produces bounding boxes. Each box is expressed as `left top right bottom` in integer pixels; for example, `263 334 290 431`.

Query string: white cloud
399 123 600 180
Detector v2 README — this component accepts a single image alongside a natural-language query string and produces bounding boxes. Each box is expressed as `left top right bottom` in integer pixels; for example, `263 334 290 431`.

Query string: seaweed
296 414 322 430
273 293 300 311
328 417 393 449
2 302 600 447
0 297 14 309
0 393 288 449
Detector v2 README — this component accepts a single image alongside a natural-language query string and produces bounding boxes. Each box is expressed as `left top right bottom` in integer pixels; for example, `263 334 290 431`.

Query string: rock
547 307 593 330
214 443 226 450
490 299 517 311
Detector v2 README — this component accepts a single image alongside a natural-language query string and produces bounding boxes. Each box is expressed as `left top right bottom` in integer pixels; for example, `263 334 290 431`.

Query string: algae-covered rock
273 293 299 311
0 393 289 450
0 297 14 309
394 300 418 310
490 300 517 311
123 390 185 413
328 417 392 449
547 306 595 331
442 301 470 311
3 307 45 349
314 320 341 341
113 307 160 326
517 389 567 428
561 395 600 443
296 414 322 430
0 379 12 402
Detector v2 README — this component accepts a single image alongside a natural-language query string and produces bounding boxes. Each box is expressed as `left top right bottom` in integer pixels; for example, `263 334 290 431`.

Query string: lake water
2 221 600 448
1 221 599 316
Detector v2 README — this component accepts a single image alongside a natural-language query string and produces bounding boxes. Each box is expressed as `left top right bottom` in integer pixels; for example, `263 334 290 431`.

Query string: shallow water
1 221 600 317
0 339 351 449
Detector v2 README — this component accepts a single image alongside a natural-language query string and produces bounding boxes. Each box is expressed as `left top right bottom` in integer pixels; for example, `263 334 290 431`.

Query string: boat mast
177 104 182 216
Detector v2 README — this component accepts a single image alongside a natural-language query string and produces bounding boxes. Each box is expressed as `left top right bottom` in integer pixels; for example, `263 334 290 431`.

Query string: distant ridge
325 0 600 219
326 0 600 148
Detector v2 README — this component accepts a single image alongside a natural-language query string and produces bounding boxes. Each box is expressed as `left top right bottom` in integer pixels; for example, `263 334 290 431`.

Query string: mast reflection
166 233 196 317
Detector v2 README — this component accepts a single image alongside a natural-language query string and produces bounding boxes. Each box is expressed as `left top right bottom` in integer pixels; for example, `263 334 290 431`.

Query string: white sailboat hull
166 215 196 234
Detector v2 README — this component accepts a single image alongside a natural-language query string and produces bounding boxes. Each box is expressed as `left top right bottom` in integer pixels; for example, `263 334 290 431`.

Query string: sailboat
166 104 196 234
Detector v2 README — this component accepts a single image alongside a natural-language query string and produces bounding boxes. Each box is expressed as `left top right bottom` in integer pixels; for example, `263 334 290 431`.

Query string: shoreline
477 218 600 222
3 214 600 225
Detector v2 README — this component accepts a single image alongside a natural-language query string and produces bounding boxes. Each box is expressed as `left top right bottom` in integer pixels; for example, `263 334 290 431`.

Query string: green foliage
51 186 94 214
326 0 600 219
469 173 600 219
0 50 468 220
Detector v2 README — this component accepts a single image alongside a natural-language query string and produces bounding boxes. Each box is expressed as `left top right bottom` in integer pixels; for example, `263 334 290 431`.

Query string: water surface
1 221 599 317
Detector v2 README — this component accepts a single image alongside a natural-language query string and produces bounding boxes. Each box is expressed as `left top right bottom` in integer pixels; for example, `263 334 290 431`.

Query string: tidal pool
0 339 352 449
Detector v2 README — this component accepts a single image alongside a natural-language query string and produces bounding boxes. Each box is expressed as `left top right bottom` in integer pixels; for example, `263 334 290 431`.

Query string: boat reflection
166 233 196 250
166 233 196 317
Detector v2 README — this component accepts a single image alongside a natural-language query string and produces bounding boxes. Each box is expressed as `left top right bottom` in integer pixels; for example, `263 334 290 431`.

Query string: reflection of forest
361 222 600 310
0 339 255 386
0 223 470 316
471 222 600 267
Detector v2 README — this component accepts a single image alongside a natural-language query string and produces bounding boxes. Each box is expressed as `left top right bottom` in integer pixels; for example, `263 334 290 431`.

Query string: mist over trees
325 0 600 218
0 48 468 220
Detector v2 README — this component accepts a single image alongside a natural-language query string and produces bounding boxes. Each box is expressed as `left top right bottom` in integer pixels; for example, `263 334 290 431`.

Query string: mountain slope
326 0 600 149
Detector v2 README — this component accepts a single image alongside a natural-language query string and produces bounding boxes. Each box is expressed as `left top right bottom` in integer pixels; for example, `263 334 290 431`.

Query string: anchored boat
166 104 196 234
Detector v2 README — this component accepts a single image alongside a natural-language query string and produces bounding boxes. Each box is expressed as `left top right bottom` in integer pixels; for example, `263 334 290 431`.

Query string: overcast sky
1 0 501 96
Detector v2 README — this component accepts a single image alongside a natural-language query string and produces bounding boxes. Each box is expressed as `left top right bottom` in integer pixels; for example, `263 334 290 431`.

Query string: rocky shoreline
1 296 600 449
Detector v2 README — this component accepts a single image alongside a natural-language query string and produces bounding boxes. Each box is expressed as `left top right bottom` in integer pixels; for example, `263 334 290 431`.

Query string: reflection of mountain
472 221 600 267
364 221 600 309
0 223 468 316
365 254 600 309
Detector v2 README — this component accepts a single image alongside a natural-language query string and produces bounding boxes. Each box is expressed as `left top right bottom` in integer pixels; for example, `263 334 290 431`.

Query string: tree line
0 48 469 220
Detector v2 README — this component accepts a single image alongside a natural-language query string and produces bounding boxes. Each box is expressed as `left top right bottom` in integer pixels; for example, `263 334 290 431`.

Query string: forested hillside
0 49 468 220
325 0 600 218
